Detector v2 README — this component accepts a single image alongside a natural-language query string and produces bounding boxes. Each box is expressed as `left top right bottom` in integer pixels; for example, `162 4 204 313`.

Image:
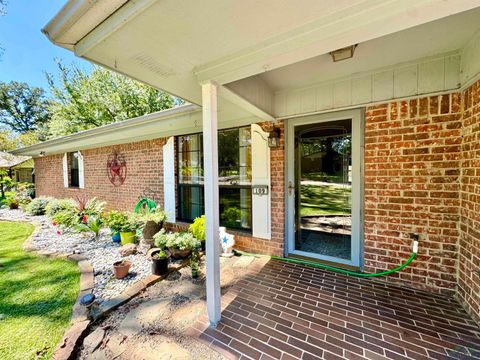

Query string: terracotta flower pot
113 260 132 279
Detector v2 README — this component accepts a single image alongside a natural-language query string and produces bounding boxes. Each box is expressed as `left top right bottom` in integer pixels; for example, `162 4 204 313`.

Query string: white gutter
42 0 128 50
12 104 201 157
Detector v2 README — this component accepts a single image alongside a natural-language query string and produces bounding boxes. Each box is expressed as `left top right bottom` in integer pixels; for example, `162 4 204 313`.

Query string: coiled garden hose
233 240 418 278
134 198 157 213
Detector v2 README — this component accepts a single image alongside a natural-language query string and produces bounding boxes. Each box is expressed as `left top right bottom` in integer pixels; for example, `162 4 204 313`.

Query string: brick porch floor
191 259 480 360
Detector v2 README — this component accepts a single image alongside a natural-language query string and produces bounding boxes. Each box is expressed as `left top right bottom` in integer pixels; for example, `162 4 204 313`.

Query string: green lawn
0 221 79 360
300 184 351 216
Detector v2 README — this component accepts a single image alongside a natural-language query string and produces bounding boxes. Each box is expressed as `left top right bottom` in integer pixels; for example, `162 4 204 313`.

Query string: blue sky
0 1 91 90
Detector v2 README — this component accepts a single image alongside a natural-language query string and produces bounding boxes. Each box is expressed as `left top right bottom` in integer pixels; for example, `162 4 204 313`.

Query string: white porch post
202 81 221 326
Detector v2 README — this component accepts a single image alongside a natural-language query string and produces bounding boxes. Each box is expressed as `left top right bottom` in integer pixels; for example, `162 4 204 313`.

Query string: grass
300 184 351 216
0 221 79 360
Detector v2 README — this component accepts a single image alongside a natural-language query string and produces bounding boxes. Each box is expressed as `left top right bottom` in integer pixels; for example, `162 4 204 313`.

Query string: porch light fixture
329 44 357 62
39 151 46 157
268 126 281 148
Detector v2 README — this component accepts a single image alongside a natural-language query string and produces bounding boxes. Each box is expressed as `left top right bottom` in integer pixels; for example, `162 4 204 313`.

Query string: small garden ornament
220 227 235 258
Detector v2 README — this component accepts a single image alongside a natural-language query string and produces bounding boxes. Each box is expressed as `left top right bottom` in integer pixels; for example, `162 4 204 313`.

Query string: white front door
286 109 364 268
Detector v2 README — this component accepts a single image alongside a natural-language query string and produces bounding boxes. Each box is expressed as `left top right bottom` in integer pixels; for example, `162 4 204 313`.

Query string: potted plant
113 259 132 279
153 230 200 259
105 210 127 243
5 195 19 209
136 208 168 247
150 249 170 275
119 213 139 245
189 215 205 251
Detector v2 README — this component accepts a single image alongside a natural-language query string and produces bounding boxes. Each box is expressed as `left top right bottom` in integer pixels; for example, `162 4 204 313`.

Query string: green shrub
189 215 205 242
104 210 128 233
52 209 80 229
154 230 200 251
25 196 53 216
45 199 76 218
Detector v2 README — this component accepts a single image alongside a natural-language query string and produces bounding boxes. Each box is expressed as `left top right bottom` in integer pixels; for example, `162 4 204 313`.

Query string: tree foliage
0 130 39 151
0 81 51 134
46 62 177 137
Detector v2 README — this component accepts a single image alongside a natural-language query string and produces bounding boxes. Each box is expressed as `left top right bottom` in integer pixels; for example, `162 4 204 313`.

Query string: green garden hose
234 240 418 278
134 198 157 213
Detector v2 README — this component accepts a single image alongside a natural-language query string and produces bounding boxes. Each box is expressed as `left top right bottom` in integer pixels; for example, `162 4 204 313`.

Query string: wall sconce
329 44 357 62
39 151 46 157
268 126 281 148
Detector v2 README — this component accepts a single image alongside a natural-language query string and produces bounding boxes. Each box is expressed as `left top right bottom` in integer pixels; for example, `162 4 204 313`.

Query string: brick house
14 2 480 326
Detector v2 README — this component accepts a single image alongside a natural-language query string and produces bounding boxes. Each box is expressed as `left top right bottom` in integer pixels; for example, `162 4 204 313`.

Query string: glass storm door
286 110 362 268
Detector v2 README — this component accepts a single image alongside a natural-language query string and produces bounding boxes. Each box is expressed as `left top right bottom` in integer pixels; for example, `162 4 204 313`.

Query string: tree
47 62 178 137
0 81 51 134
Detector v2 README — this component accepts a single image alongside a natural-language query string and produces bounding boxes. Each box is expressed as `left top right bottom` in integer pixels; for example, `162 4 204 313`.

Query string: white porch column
202 81 221 326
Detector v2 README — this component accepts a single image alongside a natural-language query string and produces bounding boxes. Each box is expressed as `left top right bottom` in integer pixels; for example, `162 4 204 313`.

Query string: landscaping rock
119 243 137 257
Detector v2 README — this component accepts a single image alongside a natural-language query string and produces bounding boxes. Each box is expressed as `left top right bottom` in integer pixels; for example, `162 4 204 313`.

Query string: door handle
288 181 295 196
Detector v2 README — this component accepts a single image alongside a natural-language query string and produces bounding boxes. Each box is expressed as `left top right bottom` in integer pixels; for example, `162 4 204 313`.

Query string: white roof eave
11 104 201 157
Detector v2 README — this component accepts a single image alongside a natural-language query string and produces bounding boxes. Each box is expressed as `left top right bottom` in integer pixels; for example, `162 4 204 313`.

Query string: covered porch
43 0 480 329
191 258 480 359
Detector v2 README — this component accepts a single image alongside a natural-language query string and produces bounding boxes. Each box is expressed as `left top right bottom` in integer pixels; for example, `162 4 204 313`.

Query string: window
70 152 80 187
177 127 252 231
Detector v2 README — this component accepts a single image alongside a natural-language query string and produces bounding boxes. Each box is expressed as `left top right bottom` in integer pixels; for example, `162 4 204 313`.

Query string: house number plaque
252 185 269 196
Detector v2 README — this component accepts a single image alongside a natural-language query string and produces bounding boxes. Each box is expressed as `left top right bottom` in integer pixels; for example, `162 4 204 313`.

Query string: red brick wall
458 80 480 323
34 122 285 257
34 86 480 315
364 93 462 294
35 138 166 211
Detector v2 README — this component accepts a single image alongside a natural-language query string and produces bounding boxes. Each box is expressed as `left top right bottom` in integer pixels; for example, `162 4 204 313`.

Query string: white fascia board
195 0 480 85
11 104 200 157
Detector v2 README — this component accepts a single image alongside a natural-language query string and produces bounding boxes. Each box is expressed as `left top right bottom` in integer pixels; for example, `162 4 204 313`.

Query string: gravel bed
0 209 152 304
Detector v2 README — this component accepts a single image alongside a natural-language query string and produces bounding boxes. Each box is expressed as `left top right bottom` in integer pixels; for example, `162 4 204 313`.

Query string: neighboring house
13 1 480 326
0 151 34 183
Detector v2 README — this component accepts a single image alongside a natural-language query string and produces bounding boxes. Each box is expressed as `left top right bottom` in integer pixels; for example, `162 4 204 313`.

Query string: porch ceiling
46 0 480 110
259 7 480 91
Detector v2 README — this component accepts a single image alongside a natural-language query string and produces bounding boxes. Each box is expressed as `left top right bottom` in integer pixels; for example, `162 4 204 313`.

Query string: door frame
284 109 364 268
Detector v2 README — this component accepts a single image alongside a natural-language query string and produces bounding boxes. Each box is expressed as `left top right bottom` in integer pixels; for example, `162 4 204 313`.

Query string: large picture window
177 127 252 231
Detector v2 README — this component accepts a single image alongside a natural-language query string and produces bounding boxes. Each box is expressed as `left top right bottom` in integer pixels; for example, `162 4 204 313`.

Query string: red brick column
458 80 480 323
364 93 462 294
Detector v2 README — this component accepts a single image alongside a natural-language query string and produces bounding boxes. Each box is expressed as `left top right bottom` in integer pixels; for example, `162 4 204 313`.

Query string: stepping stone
83 328 105 353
